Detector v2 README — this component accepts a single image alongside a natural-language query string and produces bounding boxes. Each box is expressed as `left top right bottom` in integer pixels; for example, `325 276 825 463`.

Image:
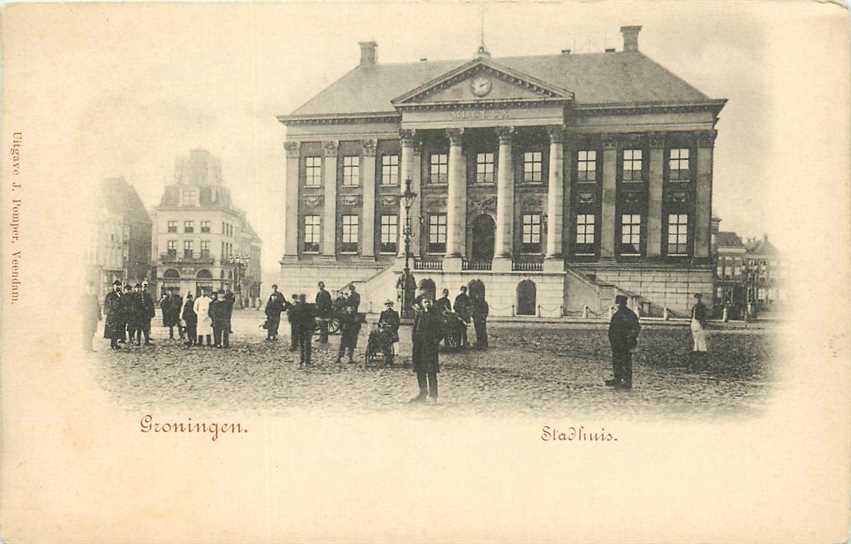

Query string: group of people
101 280 157 349
99 280 237 350
433 285 489 349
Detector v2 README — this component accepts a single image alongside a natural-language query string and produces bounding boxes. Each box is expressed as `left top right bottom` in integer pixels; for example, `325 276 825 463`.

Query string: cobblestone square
94 310 776 418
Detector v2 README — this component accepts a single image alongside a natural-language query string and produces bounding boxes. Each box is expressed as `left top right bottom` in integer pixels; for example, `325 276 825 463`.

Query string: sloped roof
99 177 151 225
158 184 234 209
745 237 779 256
286 50 716 119
716 231 745 249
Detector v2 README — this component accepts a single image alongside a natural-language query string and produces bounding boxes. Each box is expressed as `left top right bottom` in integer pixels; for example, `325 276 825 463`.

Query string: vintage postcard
1 1 849 542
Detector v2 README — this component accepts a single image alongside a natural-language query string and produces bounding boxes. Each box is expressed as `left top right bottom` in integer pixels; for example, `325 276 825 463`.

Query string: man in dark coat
161 288 183 340
182 293 197 346
124 284 142 345
83 281 101 352
264 284 285 341
436 289 452 314
453 286 471 348
287 292 299 351
292 294 316 367
119 284 134 343
607 294 641 389
472 293 489 350
223 286 236 335
103 280 123 350
210 290 229 348
347 284 361 313
411 296 442 402
335 292 361 364
139 281 156 345
378 299 401 366
315 281 332 344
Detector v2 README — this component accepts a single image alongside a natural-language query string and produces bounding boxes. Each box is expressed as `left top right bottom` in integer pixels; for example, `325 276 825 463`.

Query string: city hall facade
278 26 726 317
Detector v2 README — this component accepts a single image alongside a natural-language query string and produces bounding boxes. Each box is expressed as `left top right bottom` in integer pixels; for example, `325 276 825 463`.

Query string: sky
5 1 847 275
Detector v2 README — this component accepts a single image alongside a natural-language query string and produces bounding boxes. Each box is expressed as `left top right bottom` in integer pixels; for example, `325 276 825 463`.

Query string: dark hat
271 284 278 289
112 280 122 286
694 293 703 299
614 294 628 305
124 285 132 290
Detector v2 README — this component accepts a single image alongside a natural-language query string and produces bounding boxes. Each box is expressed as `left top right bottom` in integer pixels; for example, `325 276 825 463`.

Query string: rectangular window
342 156 360 187
305 156 322 187
623 149 643 182
381 154 399 186
200 240 210 258
577 150 597 182
184 220 194 233
379 215 398 254
167 240 177 256
184 190 197 204
200 220 210 233
341 215 359 253
669 148 690 181
667 214 689 256
523 151 543 183
303 215 320 253
575 214 595 254
183 240 193 258
167 220 177 233
521 214 542 253
427 214 447 253
475 152 495 184
620 214 641 255
429 153 448 184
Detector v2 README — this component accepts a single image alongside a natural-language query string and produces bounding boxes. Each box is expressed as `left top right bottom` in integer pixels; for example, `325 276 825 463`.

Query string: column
600 136 617 259
398 130 414 261
493 126 514 272
283 141 300 259
361 139 377 259
646 134 665 258
445 128 466 270
544 127 564 271
411 140 423 257
322 141 338 258
694 130 715 260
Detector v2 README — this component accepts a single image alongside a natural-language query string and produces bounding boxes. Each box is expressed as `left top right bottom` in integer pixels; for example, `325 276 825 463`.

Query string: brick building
151 149 262 302
277 26 726 316
86 177 153 294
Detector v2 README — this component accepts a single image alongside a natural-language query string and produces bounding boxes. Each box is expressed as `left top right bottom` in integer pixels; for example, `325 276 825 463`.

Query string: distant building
151 149 262 303
86 177 153 293
711 218 748 317
743 235 783 311
278 26 726 317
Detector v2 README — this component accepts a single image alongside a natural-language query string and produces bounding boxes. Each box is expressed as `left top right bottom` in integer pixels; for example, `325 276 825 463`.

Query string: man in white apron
690 293 708 354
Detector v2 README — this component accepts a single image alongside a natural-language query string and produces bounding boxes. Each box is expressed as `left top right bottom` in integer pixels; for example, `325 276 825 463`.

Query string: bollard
722 306 728 322
583 305 589 319
511 305 515 317
537 304 542 318
663 307 669 320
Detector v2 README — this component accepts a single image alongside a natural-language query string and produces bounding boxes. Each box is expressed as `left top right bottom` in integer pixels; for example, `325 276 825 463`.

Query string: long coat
454 293 471 321
412 307 442 374
193 295 213 336
182 298 197 326
161 294 183 327
141 291 156 321
378 308 400 343
125 292 145 328
103 291 123 339
608 306 641 354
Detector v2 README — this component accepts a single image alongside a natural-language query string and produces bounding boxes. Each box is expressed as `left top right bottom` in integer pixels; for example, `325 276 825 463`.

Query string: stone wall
584 266 713 316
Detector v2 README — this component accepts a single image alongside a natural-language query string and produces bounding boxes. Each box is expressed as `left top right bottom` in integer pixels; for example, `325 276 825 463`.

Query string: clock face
471 76 492 97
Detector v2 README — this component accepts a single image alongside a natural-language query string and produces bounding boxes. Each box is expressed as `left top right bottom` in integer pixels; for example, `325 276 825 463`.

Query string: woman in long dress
193 289 213 347
690 293 708 355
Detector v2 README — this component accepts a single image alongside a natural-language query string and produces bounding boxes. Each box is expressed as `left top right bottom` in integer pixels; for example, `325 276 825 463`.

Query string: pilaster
322 140 338 258
600 135 618 259
283 141 300 259
361 139 377 259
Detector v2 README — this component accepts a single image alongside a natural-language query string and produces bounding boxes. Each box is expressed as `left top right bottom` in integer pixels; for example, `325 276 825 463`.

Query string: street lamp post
400 177 418 319
224 254 249 309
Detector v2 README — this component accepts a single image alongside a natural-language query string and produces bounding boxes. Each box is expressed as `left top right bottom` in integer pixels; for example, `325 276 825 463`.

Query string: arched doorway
470 214 495 262
162 268 180 295
196 269 213 297
517 280 536 316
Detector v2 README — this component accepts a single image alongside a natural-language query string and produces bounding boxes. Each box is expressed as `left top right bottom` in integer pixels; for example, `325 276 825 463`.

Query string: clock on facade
470 75 492 97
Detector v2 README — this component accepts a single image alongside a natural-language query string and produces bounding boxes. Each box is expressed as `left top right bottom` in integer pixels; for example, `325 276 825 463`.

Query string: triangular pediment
392 58 574 107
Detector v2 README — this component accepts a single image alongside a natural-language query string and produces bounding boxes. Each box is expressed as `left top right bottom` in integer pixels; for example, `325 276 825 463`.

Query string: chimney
359 41 378 65
620 25 642 52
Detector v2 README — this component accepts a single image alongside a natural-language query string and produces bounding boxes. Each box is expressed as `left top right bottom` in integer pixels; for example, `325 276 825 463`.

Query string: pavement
93 309 776 418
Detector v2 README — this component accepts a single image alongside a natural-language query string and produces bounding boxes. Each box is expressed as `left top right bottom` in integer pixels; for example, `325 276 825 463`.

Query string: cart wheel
328 318 341 335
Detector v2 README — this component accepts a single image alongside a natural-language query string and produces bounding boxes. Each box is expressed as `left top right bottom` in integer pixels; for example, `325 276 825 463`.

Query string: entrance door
471 214 495 262
517 280 537 316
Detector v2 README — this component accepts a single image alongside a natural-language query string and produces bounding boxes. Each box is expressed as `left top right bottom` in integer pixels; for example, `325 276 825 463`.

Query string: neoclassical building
278 26 726 317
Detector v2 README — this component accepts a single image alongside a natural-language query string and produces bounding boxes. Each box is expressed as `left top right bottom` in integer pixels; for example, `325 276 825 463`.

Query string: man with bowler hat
607 294 641 389
103 280 124 350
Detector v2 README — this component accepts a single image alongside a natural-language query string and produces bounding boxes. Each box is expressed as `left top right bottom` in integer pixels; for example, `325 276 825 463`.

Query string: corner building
278 26 726 317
